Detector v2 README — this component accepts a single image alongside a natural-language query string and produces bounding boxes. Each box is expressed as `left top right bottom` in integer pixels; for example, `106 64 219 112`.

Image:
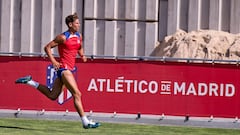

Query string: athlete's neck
68 29 77 35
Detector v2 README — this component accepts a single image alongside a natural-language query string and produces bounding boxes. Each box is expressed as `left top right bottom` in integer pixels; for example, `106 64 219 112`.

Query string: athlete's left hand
82 56 87 62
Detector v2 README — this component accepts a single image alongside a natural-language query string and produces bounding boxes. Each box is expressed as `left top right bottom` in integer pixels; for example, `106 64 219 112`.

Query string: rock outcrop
151 29 240 61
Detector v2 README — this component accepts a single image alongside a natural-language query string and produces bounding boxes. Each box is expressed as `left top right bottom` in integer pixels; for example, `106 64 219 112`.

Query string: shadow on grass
0 125 35 130
0 125 90 134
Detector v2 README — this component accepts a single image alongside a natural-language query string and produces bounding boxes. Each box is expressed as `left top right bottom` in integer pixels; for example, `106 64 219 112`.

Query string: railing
0 51 240 65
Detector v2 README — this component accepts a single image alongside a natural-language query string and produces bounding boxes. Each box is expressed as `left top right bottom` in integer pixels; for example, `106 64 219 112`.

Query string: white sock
81 116 90 126
26 80 39 88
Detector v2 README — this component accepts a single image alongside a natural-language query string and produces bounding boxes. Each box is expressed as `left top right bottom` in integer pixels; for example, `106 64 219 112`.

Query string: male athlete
15 13 100 129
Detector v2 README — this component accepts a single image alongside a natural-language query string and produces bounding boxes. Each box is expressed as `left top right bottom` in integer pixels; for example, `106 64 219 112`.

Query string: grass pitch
0 118 239 135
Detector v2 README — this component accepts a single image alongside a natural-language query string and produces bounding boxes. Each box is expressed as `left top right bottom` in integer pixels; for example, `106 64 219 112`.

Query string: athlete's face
69 19 80 32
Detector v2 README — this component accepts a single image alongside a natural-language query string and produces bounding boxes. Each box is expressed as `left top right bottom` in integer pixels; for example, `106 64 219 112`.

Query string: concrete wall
0 0 239 56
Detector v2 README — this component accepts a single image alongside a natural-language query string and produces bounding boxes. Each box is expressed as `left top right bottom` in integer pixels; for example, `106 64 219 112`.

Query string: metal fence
0 0 240 57
1 51 240 65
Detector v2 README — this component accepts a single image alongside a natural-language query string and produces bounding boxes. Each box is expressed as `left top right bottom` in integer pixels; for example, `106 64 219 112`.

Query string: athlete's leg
61 70 100 128
37 78 63 100
15 75 63 100
61 70 85 116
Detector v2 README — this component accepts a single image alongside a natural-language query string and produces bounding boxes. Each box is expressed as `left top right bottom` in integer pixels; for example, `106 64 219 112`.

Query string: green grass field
0 118 239 135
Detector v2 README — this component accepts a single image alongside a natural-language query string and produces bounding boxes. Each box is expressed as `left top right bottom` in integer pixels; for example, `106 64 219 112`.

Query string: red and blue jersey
58 31 82 70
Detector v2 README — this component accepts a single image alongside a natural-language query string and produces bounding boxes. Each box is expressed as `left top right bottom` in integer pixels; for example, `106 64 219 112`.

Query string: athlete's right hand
52 61 61 70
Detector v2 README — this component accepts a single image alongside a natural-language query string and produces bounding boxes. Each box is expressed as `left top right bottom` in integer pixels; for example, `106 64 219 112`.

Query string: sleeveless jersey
58 31 82 70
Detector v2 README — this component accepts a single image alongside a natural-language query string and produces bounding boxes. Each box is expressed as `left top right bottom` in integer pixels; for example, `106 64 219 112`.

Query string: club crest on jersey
46 65 77 105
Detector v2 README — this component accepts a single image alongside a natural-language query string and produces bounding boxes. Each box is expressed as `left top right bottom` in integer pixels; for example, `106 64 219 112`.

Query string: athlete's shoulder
54 34 66 44
63 31 81 40
63 31 71 39
75 32 81 38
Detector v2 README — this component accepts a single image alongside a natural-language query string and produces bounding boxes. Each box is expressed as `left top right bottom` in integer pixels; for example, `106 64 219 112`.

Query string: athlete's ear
69 23 73 27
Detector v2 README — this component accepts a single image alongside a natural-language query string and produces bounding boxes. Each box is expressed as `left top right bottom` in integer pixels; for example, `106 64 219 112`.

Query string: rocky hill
151 29 240 62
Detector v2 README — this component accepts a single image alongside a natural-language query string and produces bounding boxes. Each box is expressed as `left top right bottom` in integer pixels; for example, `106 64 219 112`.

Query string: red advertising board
0 56 240 118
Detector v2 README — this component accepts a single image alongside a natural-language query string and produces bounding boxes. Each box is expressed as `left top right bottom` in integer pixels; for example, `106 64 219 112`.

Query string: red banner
0 56 240 118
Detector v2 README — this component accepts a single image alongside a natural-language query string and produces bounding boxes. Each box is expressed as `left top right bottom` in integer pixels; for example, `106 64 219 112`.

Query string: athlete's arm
77 35 87 62
78 46 87 62
44 34 65 69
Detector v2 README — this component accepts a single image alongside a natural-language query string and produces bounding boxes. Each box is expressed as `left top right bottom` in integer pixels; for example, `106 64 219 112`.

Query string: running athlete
15 13 100 129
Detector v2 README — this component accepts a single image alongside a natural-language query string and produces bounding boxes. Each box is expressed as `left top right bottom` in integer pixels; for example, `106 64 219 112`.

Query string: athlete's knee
73 91 82 100
49 95 58 101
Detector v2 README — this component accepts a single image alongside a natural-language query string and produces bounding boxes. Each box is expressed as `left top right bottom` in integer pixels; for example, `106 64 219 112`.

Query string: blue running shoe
15 75 32 84
83 122 100 129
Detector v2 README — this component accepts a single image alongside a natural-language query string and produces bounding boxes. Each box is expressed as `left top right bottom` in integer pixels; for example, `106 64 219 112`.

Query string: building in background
0 0 239 57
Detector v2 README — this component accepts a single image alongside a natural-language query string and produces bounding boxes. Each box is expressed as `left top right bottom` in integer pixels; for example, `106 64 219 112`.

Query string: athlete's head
65 13 80 32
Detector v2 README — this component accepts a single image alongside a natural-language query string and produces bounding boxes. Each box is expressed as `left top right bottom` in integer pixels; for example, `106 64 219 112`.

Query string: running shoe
83 122 100 129
15 75 32 84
